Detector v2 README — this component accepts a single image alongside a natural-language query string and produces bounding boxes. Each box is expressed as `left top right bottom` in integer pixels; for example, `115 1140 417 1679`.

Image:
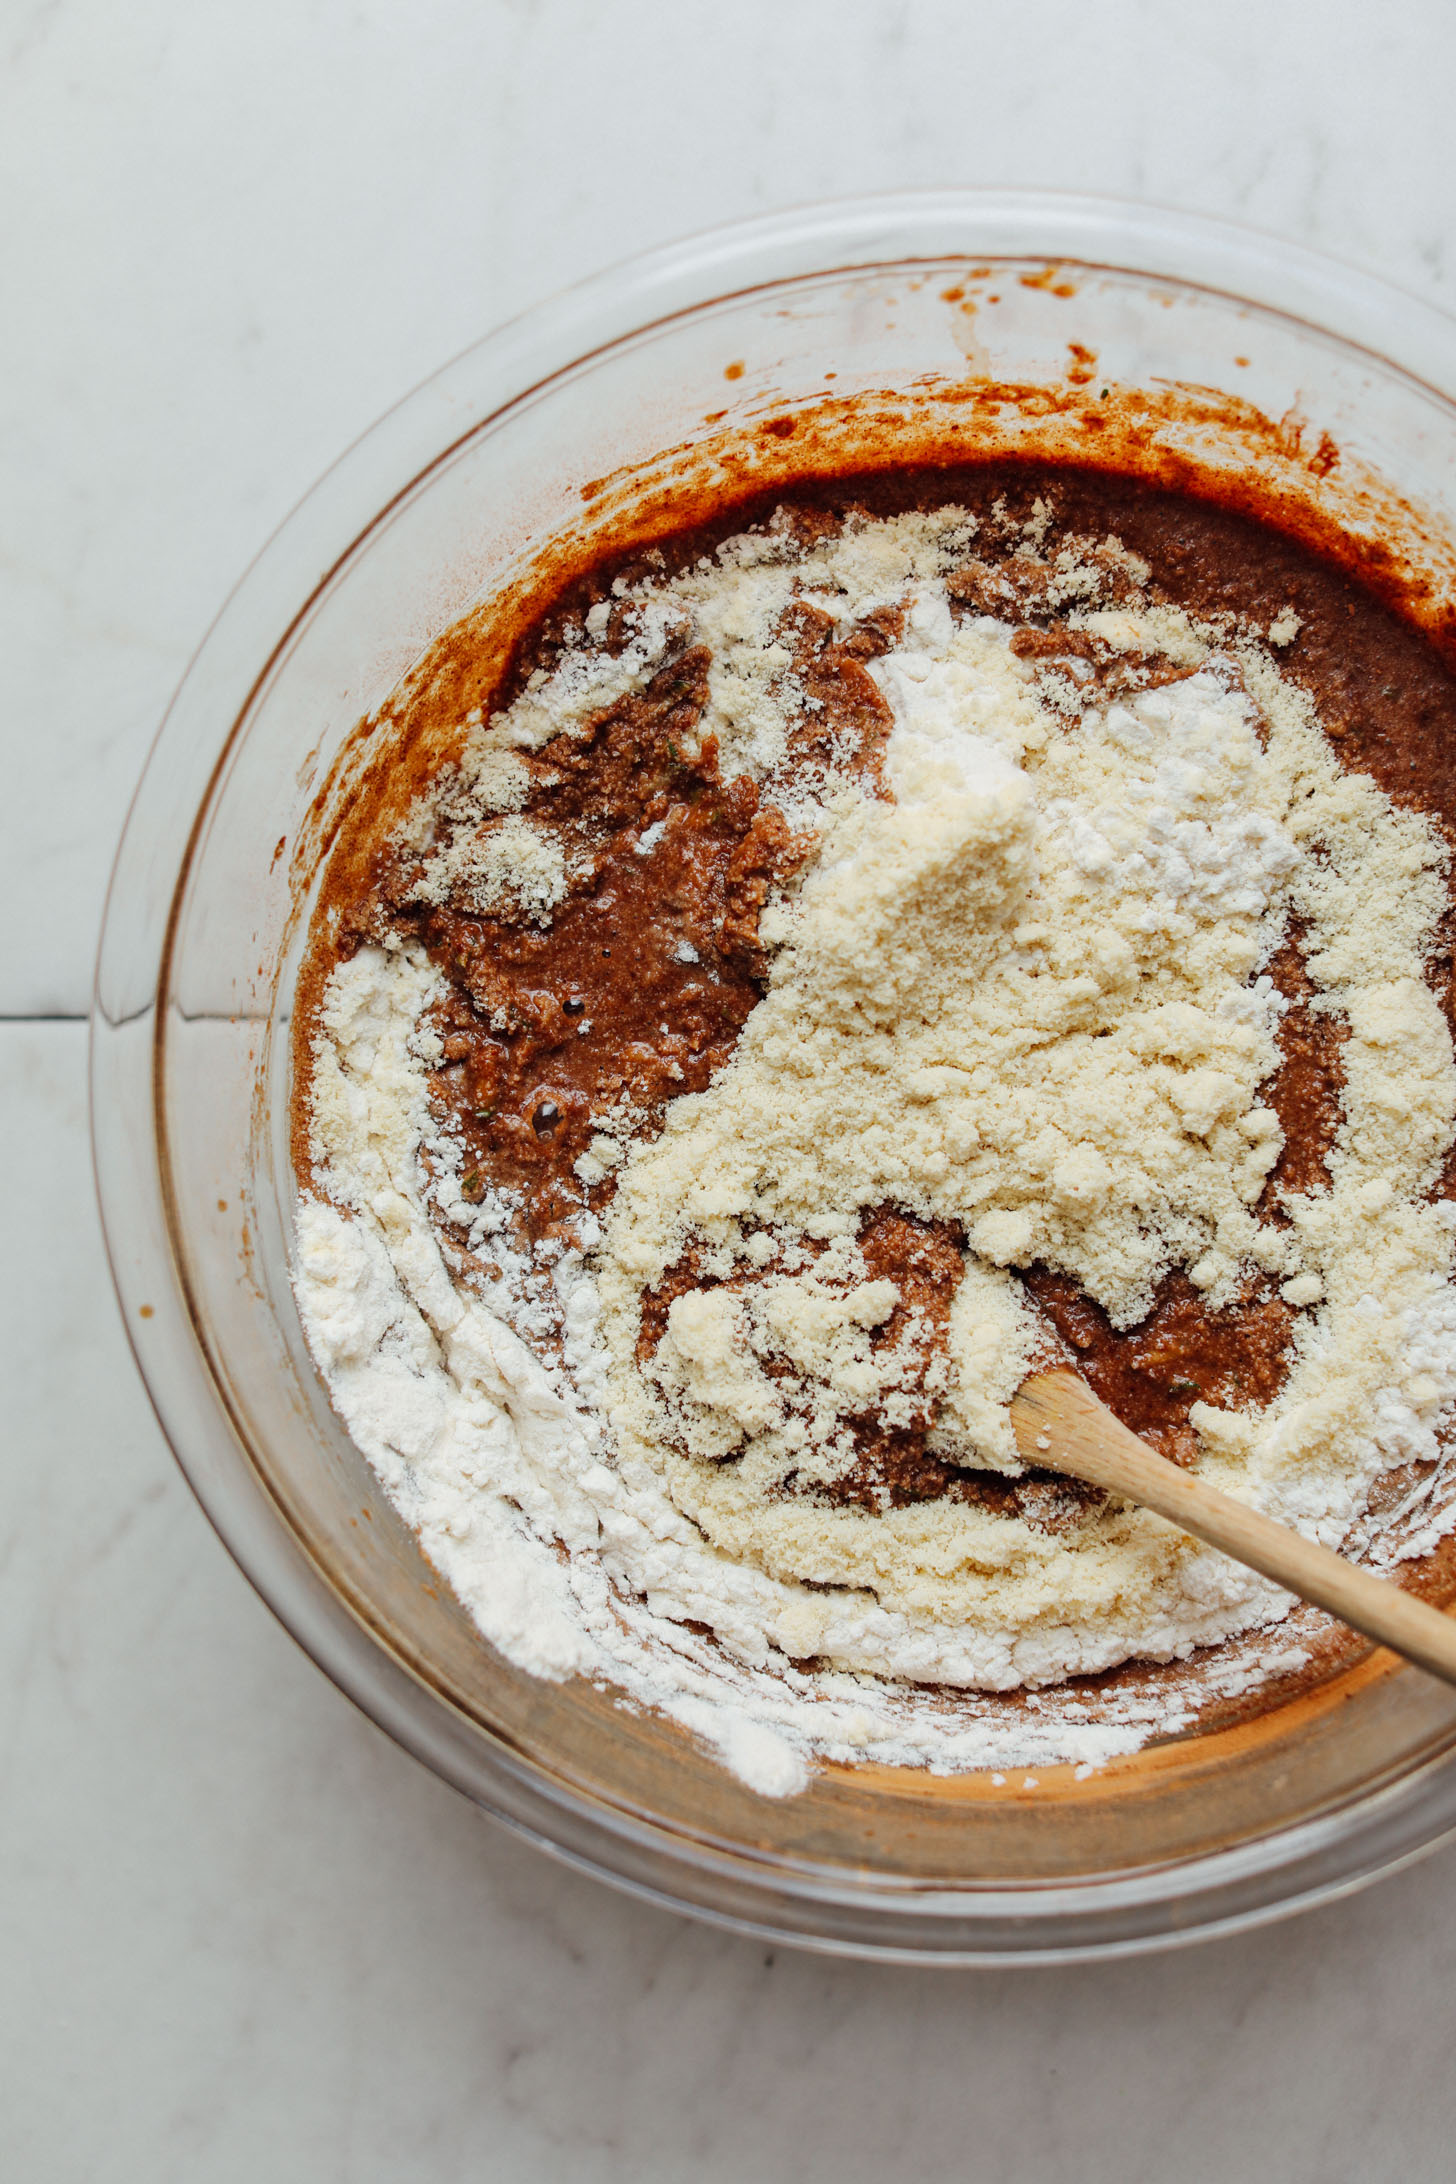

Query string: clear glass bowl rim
91 187 1456 1964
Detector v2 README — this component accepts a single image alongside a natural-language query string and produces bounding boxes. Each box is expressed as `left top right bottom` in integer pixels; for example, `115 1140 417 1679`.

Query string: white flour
294 507 1456 1797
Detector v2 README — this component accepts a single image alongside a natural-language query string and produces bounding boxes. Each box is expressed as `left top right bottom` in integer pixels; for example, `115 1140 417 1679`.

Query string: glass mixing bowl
92 191 1456 1962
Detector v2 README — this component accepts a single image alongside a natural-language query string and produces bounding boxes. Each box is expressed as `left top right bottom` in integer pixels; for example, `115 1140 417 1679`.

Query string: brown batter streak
364 648 812 1236
1260 923 1349 1208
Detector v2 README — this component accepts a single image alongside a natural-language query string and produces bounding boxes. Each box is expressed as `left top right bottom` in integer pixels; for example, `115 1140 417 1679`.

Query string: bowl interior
100 217 1456 1955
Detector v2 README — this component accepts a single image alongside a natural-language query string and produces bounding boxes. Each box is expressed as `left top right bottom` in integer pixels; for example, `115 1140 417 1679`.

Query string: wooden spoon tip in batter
1010 1369 1456 1691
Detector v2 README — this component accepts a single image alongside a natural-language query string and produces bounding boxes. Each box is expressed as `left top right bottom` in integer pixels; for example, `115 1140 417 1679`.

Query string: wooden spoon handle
1011 1368 1456 1689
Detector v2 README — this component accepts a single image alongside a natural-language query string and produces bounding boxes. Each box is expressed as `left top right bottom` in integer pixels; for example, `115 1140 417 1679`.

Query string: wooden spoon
1010 1368 1456 1688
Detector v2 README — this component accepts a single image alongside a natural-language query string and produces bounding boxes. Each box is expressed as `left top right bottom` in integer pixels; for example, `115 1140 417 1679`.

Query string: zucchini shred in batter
291 467 1456 1795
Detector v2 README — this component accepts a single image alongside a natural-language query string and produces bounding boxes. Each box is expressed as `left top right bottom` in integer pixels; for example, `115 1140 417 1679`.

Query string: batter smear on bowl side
291 469 1456 1796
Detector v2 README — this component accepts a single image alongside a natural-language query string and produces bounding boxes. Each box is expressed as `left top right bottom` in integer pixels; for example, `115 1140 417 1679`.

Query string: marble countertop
8 3 1456 2175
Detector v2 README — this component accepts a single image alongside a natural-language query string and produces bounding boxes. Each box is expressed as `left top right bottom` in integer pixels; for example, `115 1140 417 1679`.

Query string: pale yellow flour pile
412 812 568 925
595 581 1456 1659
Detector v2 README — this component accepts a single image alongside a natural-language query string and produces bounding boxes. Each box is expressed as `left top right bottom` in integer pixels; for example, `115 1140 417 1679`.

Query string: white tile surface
13 10 1456 2174
7 0 1456 1011
8 1015 1456 2176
